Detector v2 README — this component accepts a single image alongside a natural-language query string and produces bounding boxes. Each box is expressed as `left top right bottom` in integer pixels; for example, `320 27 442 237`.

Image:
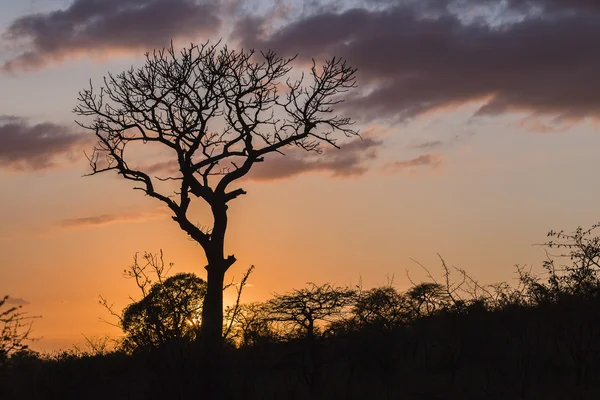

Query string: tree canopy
121 273 206 351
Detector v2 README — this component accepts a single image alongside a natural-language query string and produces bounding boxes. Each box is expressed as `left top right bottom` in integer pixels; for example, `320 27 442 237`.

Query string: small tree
542 224 600 299
406 282 451 318
267 283 356 339
74 41 357 356
120 273 206 351
0 296 36 364
352 285 410 331
266 283 355 394
99 251 206 351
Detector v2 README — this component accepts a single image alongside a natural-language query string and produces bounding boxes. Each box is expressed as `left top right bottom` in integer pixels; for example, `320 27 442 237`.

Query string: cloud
381 153 443 174
60 209 169 229
235 0 600 123
410 130 475 150
411 140 444 150
142 160 179 176
245 137 382 181
2 0 221 71
4 297 30 306
504 0 600 14
518 116 572 134
0 115 90 171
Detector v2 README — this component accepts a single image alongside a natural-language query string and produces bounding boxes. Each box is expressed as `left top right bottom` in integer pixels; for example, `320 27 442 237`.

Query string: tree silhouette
267 283 356 339
406 282 450 318
120 273 206 351
97 252 207 351
0 296 36 364
543 224 600 299
351 284 410 331
74 41 357 364
266 283 355 396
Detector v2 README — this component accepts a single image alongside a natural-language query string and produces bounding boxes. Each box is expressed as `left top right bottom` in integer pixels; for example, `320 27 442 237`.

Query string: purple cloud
0 116 90 171
235 0 600 123
2 0 221 71
245 137 382 181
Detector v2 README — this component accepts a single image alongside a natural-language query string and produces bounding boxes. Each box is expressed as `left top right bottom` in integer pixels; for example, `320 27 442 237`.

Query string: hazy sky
1 0 600 351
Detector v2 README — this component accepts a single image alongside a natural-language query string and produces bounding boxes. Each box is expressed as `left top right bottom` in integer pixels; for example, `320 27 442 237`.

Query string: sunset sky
2 0 600 352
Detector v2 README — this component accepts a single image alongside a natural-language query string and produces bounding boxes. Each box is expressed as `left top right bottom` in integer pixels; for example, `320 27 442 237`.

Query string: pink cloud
381 153 443 175
60 209 169 229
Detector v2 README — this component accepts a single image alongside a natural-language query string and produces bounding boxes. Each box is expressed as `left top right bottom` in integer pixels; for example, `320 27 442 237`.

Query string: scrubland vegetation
3 225 600 399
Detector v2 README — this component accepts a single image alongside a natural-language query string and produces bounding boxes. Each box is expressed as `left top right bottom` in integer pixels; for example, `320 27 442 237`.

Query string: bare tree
223 265 255 342
74 41 357 359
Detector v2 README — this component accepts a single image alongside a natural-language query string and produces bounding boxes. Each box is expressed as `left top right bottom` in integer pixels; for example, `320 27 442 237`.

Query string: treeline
3 225 600 399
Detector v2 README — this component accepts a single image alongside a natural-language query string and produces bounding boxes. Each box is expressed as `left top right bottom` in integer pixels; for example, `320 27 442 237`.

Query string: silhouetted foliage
406 282 450 317
535 223 600 301
349 283 410 331
7 225 600 399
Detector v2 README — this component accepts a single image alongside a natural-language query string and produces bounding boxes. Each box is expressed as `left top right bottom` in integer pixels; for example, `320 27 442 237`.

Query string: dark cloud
2 0 221 71
0 115 23 124
506 0 600 14
381 153 443 174
236 0 600 123
0 116 90 171
245 137 382 181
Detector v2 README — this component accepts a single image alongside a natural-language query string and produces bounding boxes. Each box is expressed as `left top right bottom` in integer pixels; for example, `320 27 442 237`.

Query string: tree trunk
199 200 237 398
200 262 226 399
201 200 229 351
202 264 225 350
